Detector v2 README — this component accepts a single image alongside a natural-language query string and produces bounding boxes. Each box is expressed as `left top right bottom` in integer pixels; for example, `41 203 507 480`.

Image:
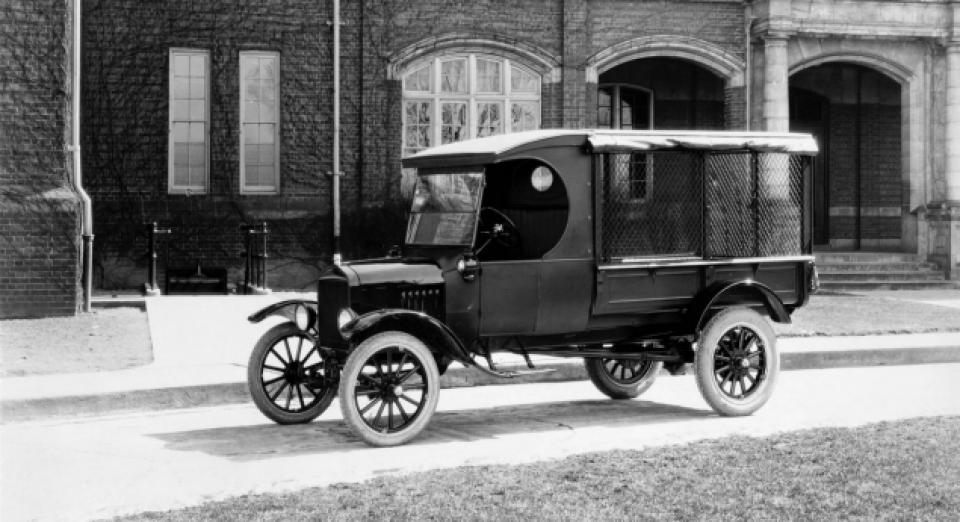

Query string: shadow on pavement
152 399 710 460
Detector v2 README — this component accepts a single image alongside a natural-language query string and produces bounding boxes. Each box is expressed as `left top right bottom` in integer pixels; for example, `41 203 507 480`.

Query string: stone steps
814 251 955 291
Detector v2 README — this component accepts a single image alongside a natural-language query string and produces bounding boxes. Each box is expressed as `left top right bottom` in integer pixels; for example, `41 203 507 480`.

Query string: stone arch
585 35 746 87
789 52 914 86
788 51 920 251
387 33 561 82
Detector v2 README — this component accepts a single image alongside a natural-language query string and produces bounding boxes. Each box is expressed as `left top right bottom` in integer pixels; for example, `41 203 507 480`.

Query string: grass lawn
115 416 960 521
0 307 152 377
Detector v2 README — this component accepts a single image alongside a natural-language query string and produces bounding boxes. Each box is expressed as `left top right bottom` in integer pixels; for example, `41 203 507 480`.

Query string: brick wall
80 0 751 291
0 0 83 318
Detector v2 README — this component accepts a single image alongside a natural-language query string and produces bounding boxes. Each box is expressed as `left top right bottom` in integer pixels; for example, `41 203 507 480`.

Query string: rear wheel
247 323 336 424
585 358 662 399
339 331 440 447
694 307 779 416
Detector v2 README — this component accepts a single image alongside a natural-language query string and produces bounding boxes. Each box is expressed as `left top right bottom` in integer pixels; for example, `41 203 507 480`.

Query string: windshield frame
404 169 486 248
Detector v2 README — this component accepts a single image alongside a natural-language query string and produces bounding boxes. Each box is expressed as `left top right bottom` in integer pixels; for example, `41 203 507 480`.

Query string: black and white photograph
2 0 959 519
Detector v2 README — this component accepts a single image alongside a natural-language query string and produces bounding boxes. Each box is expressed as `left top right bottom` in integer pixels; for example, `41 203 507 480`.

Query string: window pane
262 82 276 101
244 144 259 166
190 78 205 99
189 143 205 167
243 123 259 144
173 144 189 166
174 54 190 76
476 59 501 94
258 166 275 186
172 100 189 121
172 122 188 142
260 101 275 122
189 55 205 76
259 143 274 165
511 102 538 132
260 58 276 79
173 77 189 98
404 63 431 92
188 122 204 143
174 164 189 185
242 58 258 79
190 101 205 121
259 124 275 144
190 166 205 187
510 65 539 94
244 101 259 122
246 80 260 101
476 102 502 137
441 102 467 144
441 59 467 93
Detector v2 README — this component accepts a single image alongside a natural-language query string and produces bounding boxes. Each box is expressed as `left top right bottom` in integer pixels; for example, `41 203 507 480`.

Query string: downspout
331 0 342 265
73 0 93 312
744 1 754 131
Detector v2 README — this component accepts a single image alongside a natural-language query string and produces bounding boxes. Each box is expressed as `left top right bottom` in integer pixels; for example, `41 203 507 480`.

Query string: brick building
3 0 960 317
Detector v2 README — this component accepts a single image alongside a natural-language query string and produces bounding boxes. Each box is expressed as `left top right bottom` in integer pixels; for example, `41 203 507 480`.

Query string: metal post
331 0 342 266
145 222 170 296
260 221 269 290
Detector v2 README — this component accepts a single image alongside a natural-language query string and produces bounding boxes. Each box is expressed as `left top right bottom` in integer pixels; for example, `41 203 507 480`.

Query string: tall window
599 84 654 200
402 55 541 156
240 51 280 194
169 49 209 193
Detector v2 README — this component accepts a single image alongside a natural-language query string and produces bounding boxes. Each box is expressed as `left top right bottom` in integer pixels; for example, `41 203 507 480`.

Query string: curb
4 344 960 423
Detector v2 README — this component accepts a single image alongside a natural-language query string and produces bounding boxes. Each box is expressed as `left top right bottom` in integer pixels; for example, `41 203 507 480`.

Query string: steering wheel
477 207 521 252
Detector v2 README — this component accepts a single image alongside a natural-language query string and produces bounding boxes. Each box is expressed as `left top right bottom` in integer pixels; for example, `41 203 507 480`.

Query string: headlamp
337 307 358 332
294 304 312 331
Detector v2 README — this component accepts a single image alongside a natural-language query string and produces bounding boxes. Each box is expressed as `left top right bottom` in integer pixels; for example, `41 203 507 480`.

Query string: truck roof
402 129 819 169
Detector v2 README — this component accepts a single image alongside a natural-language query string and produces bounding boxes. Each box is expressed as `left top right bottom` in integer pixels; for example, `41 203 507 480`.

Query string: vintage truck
246 129 819 446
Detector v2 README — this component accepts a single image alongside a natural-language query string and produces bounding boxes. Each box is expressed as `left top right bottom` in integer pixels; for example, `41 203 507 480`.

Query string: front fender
247 299 318 323
341 309 476 367
685 280 790 335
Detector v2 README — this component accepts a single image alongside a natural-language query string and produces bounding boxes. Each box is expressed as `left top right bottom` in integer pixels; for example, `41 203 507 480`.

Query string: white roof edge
406 129 818 160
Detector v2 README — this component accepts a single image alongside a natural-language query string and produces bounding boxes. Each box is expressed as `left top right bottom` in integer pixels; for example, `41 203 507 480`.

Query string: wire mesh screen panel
597 151 703 261
704 152 805 258
757 153 804 256
705 153 755 257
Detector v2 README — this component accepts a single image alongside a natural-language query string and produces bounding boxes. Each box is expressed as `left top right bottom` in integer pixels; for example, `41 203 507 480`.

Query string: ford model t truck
246 129 819 446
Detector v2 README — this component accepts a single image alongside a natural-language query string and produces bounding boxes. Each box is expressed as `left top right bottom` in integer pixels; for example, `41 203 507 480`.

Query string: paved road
3 363 959 521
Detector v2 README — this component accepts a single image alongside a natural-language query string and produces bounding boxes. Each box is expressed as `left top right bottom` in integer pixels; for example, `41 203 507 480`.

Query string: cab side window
478 160 569 261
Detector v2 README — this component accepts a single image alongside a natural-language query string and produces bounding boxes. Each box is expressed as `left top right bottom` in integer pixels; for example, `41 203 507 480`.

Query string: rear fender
247 299 318 324
685 280 790 335
341 309 476 368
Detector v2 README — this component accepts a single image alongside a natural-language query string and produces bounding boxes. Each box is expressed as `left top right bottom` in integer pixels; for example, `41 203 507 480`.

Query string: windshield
405 172 484 246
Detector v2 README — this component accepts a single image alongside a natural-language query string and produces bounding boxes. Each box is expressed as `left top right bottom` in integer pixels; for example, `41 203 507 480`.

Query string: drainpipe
72 0 93 312
744 1 754 130
331 0 342 266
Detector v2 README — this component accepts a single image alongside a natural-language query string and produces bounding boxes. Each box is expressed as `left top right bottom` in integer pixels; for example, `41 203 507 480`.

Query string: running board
471 365 557 379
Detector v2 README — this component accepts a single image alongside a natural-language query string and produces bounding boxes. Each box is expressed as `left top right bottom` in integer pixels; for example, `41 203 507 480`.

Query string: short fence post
242 222 271 294
144 221 171 296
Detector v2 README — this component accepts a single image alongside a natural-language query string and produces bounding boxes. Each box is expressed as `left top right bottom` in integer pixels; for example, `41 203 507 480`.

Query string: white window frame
168 48 210 194
239 50 281 195
401 54 541 156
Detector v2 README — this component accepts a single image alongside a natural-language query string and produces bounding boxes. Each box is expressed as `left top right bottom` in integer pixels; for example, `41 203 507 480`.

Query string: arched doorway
598 58 726 130
789 63 903 250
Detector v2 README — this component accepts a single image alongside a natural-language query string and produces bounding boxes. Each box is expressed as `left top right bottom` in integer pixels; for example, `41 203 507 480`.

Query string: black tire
585 358 662 399
247 322 336 424
339 331 440 447
694 307 779 416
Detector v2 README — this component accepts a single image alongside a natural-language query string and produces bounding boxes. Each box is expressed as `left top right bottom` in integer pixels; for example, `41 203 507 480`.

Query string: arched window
598 84 654 201
402 54 541 156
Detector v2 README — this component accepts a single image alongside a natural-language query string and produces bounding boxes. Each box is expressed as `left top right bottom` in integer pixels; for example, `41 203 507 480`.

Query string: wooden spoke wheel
585 357 662 399
339 331 440 447
694 307 779 416
247 323 336 424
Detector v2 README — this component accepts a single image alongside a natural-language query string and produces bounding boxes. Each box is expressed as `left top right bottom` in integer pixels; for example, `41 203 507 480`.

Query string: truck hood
341 258 444 286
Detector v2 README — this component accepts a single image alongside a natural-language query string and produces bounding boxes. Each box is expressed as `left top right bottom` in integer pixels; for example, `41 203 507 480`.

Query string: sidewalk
3 293 960 422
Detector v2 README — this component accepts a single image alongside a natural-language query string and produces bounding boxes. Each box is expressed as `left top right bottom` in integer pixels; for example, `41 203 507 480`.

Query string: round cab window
531 166 554 192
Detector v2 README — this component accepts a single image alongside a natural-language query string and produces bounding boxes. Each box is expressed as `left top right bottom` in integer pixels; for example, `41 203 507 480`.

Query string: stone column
946 44 960 204
762 35 790 132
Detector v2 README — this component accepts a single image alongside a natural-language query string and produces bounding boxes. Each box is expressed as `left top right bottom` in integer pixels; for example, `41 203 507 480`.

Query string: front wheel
339 331 440 447
247 323 337 424
694 307 779 416
585 358 662 399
